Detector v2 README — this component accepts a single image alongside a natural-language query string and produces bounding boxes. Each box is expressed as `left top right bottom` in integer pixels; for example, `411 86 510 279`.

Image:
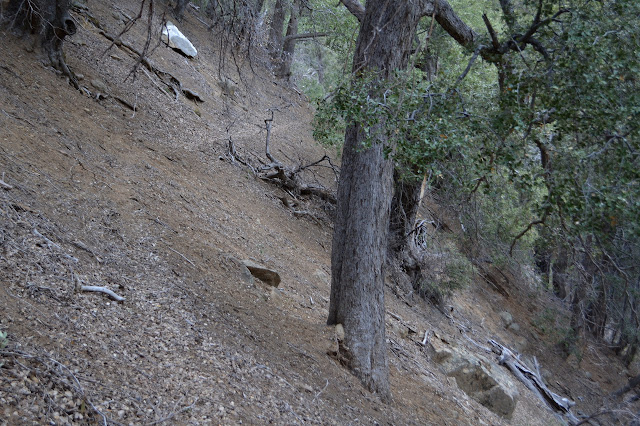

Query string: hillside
0 1 633 424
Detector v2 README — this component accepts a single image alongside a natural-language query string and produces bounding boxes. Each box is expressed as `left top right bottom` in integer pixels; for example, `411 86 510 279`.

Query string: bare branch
339 0 365 23
283 31 327 44
509 207 550 256
433 0 478 49
482 14 500 49
264 110 279 165
80 286 125 302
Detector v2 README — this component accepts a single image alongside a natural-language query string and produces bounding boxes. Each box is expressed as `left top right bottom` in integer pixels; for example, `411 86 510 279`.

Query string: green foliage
307 0 640 343
417 239 474 305
290 0 359 100
532 307 576 352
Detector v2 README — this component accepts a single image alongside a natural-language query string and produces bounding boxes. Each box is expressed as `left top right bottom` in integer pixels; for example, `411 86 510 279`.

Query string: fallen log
489 339 579 424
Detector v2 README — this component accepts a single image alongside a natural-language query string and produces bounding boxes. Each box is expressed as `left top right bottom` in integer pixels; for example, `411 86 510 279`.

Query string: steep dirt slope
0 2 630 425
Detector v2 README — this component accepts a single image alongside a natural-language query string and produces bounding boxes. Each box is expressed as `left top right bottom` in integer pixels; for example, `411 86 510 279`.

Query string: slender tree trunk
277 0 298 79
254 0 266 15
328 0 425 399
316 46 325 84
172 0 190 20
268 0 286 65
388 173 423 257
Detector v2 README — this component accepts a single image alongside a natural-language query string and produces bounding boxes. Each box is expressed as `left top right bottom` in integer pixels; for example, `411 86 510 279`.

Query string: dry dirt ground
0 1 634 425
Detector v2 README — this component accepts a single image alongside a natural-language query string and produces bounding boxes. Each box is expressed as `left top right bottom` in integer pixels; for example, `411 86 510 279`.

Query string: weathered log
489 340 579 424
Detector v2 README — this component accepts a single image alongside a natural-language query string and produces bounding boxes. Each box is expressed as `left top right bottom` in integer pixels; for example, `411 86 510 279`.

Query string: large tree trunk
327 0 425 399
6 0 77 85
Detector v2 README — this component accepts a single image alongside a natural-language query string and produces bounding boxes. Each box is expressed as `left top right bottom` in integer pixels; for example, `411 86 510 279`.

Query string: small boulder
161 21 197 57
242 260 281 287
499 311 513 327
91 78 107 92
429 334 519 418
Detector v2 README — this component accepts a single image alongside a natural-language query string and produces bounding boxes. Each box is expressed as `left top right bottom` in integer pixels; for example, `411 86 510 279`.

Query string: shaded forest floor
0 1 634 424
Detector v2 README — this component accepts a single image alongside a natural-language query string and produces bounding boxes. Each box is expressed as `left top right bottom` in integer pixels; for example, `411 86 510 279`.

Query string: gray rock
429 334 519 418
508 322 520 332
242 260 281 287
499 311 513 327
91 79 107 92
162 21 197 57
514 337 528 353
217 77 236 97
239 264 254 285
314 268 329 284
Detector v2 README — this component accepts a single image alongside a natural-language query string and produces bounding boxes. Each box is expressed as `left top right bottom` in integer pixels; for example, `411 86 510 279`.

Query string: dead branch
313 379 330 402
489 340 579 424
33 228 61 250
264 110 278 165
80 285 125 302
224 137 256 174
257 112 337 205
96 30 184 99
292 209 323 226
0 179 13 190
283 32 328 44
167 246 196 267
0 172 13 190
260 165 337 204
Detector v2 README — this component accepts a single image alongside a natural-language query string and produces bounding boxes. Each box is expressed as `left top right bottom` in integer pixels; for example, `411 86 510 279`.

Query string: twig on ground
80 285 125 302
420 330 429 346
149 398 199 425
225 137 256 174
33 229 61 250
0 172 13 190
167 246 196 267
313 379 329 402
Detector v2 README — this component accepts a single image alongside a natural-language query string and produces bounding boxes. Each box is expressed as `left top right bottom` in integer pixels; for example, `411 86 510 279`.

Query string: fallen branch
313 379 330 402
225 137 256 174
489 340 579 424
33 229 61 250
292 209 323 226
80 285 125 302
264 110 278 165
261 165 337 204
167 246 196 267
97 30 183 99
0 173 13 190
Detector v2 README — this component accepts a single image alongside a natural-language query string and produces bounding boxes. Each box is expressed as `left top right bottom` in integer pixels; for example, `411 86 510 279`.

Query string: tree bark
328 0 426 399
268 0 286 65
172 0 190 20
6 0 77 85
276 0 299 79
